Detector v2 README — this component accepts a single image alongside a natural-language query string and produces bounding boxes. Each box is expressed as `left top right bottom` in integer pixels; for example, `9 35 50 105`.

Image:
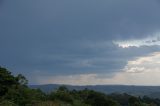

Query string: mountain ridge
29 84 160 98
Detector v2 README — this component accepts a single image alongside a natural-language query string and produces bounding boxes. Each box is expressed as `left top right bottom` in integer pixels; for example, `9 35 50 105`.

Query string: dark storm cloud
1 0 160 83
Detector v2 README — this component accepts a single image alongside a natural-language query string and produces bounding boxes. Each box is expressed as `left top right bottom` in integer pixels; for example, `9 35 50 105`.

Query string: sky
1 0 160 85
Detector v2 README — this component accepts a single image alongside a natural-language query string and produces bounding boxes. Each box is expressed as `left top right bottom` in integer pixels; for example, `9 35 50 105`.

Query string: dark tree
0 67 17 96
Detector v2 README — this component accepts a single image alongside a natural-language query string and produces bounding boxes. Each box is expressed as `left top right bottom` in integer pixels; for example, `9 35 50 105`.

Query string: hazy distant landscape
30 84 160 98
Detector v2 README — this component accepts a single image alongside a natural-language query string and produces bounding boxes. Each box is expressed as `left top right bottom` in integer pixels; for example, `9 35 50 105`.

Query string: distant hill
29 84 160 98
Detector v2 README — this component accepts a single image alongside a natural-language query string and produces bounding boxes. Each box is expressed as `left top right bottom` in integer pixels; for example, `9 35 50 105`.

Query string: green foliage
32 101 60 106
109 93 132 105
1 66 160 106
78 89 119 106
49 86 73 103
16 74 28 86
0 100 17 106
129 96 141 106
10 87 45 105
0 66 46 106
0 67 17 96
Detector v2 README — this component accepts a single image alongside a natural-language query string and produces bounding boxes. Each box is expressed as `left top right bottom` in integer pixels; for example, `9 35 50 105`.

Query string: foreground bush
0 100 17 106
32 101 60 106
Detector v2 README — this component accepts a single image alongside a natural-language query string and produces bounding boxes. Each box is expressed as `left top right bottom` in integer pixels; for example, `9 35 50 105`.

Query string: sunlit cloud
124 52 160 73
113 33 160 48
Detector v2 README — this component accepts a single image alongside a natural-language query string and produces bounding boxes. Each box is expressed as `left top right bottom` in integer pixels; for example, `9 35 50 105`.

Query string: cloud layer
36 52 160 85
1 0 160 84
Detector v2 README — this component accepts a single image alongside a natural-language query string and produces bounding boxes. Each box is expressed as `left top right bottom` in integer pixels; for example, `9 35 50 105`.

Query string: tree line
0 66 160 106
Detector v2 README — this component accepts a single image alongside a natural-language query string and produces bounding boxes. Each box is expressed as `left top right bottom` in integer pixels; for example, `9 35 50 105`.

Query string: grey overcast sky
1 0 160 85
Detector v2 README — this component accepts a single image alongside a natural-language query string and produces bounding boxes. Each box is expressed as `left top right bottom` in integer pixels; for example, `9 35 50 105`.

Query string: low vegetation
0 66 160 106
